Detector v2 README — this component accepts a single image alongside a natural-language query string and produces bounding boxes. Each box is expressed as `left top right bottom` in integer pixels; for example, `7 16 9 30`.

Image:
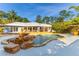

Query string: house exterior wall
9 26 52 33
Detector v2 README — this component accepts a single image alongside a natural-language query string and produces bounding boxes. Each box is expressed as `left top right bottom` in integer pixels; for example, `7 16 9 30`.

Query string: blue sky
0 3 79 21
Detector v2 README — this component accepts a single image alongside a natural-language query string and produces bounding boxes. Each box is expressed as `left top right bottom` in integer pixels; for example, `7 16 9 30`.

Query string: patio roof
5 22 52 27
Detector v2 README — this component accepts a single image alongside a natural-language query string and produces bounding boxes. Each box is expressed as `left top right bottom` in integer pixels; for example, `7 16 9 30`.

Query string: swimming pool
33 34 60 46
0 34 66 56
0 40 65 56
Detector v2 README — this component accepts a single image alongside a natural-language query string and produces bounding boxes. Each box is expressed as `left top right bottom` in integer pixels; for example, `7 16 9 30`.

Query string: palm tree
56 16 64 22
69 6 79 17
59 10 73 20
0 10 6 24
35 15 43 23
69 6 79 12
22 18 30 22
15 16 22 22
7 10 17 23
42 16 50 24
50 16 58 23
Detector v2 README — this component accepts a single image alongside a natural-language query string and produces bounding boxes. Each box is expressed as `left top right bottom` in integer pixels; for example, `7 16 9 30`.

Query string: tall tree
56 16 64 22
22 18 30 22
59 10 73 20
15 16 23 22
7 10 17 23
69 6 79 17
0 10 6 18
35 15 43 23
50 16 59 23
69 6 79 12
42 16 50 24
0 10 6 24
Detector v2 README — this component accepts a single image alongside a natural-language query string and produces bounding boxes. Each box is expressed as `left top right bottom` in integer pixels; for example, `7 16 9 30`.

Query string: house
0 22 53 33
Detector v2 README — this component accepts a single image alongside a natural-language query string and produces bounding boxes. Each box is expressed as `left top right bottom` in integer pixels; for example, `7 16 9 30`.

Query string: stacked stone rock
3 34 36 53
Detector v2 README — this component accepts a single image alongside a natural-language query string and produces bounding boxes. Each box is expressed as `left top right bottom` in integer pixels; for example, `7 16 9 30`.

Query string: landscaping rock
23 35 36 41
7 39 15 43
4 43 20 53
20 41 33 49
19 33 29 37
1 40 8 45
14 38 24 44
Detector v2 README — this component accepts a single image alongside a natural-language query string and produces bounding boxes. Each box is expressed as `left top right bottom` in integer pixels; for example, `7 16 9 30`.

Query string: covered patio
0 22 53 34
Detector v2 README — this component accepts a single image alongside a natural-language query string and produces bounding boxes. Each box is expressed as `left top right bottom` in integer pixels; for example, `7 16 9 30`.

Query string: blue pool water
33 34 59 45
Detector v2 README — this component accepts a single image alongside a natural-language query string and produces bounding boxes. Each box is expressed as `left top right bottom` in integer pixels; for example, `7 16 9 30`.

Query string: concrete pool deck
54 39 79 56
58 34 79 46
0 35 19 42
3 32 54 35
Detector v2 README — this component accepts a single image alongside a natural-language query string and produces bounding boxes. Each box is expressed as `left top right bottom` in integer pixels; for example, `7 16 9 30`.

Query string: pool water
33 34 59 45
